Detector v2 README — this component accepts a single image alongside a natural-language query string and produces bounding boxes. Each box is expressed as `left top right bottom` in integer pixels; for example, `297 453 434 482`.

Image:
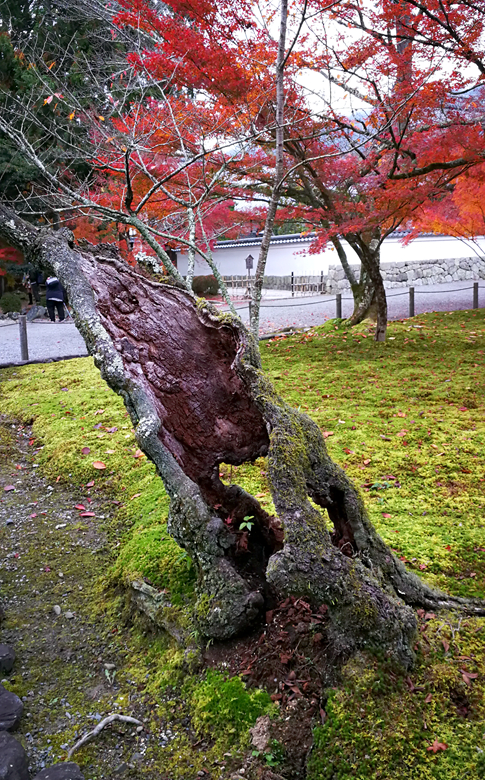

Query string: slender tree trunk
250 0 288 337
186 206 196 286
2 204 483 671
353 237 387 341
331 237 376 326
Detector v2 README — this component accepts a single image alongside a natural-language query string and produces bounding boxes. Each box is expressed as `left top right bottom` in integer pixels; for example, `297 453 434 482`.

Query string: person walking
45 276 66 322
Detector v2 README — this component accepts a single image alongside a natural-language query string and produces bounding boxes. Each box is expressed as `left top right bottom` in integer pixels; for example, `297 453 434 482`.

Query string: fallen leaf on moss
427 741 447 753
92 461 106 470
81 447 90 455
461 670 478 686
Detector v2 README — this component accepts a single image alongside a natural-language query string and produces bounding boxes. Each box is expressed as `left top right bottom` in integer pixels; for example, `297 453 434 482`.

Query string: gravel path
233 280 485 334
1 281 483 364
0 417 150 777
0 321 88 366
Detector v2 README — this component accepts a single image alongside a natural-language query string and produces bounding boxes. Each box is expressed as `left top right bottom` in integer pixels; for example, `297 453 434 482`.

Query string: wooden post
409 287 415 318
473 282 479 309
19 314 29 361
291 271 294 297
320 271 324 294
336 293 342 319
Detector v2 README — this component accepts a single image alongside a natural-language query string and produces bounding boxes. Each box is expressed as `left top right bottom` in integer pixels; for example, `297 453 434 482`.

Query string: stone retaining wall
325 256 485 292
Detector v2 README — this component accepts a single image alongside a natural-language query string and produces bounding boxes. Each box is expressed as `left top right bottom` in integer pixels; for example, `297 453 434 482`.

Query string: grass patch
188 670 275 745
0 358 191 601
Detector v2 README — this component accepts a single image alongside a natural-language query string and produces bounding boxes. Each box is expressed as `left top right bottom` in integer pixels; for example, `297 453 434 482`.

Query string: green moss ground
1 307 485 778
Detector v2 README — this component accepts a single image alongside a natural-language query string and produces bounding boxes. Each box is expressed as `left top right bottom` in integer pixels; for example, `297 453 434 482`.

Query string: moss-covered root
167 488 264 640
244 368 483 668
263 421 417 669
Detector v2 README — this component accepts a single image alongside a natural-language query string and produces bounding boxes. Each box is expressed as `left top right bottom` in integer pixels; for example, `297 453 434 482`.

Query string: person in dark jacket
45 276 65 322
28 266 42 304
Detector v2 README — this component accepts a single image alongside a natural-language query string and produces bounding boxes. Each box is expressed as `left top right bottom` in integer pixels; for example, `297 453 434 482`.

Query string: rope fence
230 282 484 318
4 284 484 363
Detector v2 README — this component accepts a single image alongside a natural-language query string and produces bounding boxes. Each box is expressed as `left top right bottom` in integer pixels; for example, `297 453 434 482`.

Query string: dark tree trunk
351 236 387 341
331 237 376 327
1 205 483 671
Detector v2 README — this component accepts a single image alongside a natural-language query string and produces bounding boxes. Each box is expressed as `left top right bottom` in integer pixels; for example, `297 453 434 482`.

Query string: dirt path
0 418 152 778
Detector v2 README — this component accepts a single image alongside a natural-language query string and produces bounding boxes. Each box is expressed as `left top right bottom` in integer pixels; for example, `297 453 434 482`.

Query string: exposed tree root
66 714 144 759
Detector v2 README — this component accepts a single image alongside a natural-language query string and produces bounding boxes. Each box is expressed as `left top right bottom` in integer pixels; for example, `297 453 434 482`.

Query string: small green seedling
239 515 254 532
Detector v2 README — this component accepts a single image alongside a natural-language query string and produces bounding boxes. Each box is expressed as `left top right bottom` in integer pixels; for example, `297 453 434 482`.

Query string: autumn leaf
424 693 433 703
130 493 141 500
92 461 106 470
322 431 334 438
133 449 144 458
81 447 91 455
80 512 96 517
75 504 86 511
363 458 371 466
4 485 15 491
442 639 450 652
382 513 392 518
461 670 478 686
85 480 95 487
427 740 447 753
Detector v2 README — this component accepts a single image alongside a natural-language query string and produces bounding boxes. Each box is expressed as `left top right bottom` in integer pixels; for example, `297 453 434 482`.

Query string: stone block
32 763 85 780
0 646 15 675
0 732 29 780
0 684 23 731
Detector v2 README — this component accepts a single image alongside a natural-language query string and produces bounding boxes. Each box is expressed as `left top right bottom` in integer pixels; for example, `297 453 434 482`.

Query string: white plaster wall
176 234 485 278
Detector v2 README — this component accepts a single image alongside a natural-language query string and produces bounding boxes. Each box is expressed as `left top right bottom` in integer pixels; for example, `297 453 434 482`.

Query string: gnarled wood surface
1 204 484 669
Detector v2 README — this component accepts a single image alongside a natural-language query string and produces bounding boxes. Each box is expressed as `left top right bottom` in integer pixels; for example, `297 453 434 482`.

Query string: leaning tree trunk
1 207 484 671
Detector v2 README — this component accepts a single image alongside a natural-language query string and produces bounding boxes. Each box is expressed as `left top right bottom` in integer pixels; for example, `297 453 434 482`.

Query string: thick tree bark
1 205 484 671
